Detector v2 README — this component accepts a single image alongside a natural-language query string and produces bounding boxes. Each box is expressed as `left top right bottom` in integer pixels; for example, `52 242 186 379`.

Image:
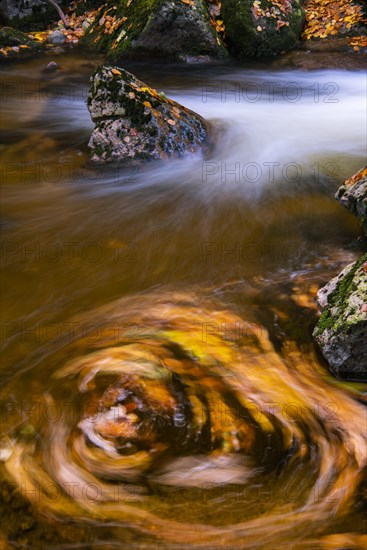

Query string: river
0 51 366 549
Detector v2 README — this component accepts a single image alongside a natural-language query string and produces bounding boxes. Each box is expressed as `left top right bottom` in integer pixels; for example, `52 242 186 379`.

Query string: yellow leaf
111 68 122 75
143 101 152 108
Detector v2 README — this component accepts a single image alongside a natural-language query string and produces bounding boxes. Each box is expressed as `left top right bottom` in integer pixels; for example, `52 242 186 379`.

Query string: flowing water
0 52 366 549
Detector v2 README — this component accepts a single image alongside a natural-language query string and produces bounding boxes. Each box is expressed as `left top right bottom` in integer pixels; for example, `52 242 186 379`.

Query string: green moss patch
315 253 367 336
83 0 163 57
0 27 39 49
221 0 305 57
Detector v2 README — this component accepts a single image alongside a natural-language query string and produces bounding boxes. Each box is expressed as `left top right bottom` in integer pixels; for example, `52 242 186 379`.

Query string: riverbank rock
272 35 367 69
83 0 226 61
221 0 305 57
313 254 367 380
0 26 39 49
335 167 367 236
87 66 210 163
0 26 41 59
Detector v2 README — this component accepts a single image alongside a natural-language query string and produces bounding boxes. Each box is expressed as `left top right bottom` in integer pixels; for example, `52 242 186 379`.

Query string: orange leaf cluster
67 6 99 31
348 35 367 51
207 0 226 40
302 0 367 40
343 166 367 187
97 11 126 36
252 0 292 32
24 4 100 48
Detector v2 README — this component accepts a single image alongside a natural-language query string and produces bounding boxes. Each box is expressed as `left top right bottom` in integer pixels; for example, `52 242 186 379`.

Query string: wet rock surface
87 66 210 163
313 254 367 380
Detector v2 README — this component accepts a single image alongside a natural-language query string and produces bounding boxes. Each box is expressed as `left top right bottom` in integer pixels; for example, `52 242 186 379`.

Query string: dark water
0 52 366 549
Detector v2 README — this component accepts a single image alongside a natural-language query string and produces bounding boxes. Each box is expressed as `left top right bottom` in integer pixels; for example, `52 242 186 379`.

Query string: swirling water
0 52 366 549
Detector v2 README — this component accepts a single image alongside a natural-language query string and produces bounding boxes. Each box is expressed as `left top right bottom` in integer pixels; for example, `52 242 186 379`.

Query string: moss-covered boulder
83 0 226 60
221 0 305 57
313 254 367 380
0 26 39 49
335 167 367 236
87 66 210 163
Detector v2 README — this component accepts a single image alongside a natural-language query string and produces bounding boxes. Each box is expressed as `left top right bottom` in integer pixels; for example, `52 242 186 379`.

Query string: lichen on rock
313 253 367 380
87 66 210 163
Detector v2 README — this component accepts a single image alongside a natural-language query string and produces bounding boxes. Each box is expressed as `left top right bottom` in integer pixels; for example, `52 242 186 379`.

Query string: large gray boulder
87 66 210 163
335 167 367 236
313 254 367 380
83 0 226 61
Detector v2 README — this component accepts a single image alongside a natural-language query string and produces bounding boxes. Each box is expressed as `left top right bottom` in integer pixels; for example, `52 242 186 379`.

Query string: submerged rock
221 0 305 57
87 66 210 163
313 254 367 380
42 60 60 73
83 0 226 61
335 166 367 236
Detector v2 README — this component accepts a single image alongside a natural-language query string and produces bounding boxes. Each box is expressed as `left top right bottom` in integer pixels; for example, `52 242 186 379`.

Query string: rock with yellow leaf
0 26 40 50
221 0 305 57
83 0 226 61
87 66 210 162
336 166 367 236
